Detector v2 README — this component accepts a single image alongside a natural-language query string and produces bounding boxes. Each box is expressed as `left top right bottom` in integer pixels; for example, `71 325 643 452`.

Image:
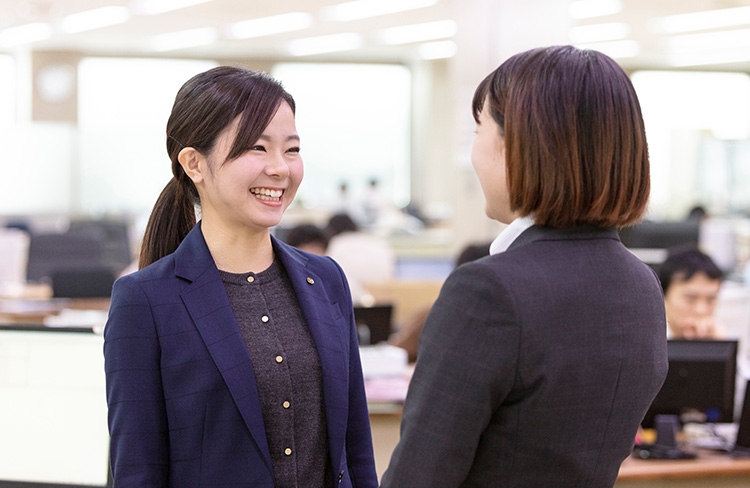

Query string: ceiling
1 0 750 71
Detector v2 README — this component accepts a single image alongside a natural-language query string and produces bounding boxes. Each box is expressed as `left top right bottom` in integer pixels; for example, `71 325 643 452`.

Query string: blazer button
306 277 315 285
338 470 344 482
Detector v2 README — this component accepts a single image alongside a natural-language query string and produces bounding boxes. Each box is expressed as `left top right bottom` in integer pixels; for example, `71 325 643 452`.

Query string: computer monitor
736 379 750 451
26 232 107 283
51 267 116 298
619 220 701 250
395 256 454 280
642 340 738 428
353 305 393 345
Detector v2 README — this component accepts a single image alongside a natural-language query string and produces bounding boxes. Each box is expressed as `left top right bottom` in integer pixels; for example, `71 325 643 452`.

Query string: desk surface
619 450 750 481
0 296 110 333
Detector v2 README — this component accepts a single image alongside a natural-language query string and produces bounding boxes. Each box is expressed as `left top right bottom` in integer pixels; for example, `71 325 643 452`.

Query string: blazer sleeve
104 275 169 487
380 263 521 487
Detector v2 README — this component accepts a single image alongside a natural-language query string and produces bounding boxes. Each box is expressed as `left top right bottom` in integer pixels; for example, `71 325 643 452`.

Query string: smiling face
471 99 517 224
182 101 303 237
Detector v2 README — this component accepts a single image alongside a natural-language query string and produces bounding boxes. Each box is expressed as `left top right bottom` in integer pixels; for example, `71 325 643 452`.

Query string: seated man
657 246 724 339
284 223 329 256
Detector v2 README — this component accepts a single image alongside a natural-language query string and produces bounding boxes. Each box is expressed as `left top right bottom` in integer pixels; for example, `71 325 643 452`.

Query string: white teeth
250 188 283 200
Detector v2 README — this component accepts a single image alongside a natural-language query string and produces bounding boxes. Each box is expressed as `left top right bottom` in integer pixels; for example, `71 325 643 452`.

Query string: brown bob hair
472 45 650 229
139 66 295 269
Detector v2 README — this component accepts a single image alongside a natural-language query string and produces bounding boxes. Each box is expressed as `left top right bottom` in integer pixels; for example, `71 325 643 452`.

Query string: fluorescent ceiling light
0 22 52 47
418 40 457 60
666 29 750 66
655 6 750 34
321 0 438 22
569 0 622 20
226 12 313 39
60 6 130 34
574 39 640 58
380 20 457 45
668 28 750 50
668 47 750 67
569 22 629 43
151 27 217 51
288 33 363 56
132 0 213 15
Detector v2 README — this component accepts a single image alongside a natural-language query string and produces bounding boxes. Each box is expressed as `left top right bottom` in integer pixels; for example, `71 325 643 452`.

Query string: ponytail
138 176 197 269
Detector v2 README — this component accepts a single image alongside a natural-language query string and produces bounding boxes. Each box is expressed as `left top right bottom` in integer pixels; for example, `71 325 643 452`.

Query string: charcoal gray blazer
381 225 668 488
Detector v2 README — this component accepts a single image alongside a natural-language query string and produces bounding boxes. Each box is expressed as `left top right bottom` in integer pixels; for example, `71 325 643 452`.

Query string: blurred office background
3 2 750 484
0 0 750 281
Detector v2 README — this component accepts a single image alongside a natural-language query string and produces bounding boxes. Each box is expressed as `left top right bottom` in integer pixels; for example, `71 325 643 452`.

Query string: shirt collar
489 216 536 255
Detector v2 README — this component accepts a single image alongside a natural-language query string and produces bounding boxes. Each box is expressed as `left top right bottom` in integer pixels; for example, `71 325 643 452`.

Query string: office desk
368 408 750 487
0 294 111 487
616 451 750 487
0 323 110 487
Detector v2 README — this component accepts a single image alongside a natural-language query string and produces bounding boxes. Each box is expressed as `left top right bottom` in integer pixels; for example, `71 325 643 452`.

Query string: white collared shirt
489 216 536 255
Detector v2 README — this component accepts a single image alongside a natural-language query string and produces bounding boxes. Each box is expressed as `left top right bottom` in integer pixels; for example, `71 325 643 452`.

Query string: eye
251 145 266 152
287 146 301 154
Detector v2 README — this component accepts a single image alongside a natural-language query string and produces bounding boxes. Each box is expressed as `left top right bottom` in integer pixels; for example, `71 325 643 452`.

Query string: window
631 71 750 217
77 57 217 214
0 55 14 127
272 62 412 210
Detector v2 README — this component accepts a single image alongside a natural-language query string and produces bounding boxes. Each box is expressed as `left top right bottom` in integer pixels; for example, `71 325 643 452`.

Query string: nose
265 150 290 178
694 298 712 316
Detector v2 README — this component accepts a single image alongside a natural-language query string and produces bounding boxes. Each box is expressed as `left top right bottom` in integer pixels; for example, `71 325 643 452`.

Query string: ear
178 147 206 184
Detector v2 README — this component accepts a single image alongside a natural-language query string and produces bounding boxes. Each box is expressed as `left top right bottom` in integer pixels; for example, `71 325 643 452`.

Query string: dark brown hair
472 45 650 228
658 245 723 293
139 66 295 268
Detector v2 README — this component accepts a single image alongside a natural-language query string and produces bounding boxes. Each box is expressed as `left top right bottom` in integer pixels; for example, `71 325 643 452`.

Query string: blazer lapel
174 224 273 473
273 238 349 468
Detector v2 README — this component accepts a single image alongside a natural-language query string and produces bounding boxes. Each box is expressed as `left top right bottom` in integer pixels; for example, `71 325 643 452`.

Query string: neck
200 219 275 273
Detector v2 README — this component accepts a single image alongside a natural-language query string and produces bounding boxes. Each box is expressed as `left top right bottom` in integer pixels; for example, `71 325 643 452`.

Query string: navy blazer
381 226 668 487
104 224 377 487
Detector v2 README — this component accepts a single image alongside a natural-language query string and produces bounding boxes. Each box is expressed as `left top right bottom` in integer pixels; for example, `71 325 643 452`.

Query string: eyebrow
257 134 300 142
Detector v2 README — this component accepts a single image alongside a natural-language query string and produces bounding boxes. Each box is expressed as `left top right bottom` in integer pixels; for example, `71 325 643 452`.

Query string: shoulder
110 252 183 309
438 257 519 315
116 253 177 287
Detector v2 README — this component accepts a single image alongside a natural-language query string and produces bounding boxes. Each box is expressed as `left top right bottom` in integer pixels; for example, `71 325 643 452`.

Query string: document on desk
43 308 109 333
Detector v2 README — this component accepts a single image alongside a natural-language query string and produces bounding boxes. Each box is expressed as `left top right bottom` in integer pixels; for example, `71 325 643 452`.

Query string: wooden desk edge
619 451 750 481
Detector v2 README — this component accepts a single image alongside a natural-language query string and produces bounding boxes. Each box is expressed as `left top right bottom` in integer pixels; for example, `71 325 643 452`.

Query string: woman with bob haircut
381 45 668 487
104 66 377 488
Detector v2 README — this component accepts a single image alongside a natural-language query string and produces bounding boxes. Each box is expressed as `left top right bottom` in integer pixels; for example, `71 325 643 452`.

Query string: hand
680 317 718 339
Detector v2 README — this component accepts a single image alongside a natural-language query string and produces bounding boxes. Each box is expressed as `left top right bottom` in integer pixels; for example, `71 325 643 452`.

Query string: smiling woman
103 66 378 488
